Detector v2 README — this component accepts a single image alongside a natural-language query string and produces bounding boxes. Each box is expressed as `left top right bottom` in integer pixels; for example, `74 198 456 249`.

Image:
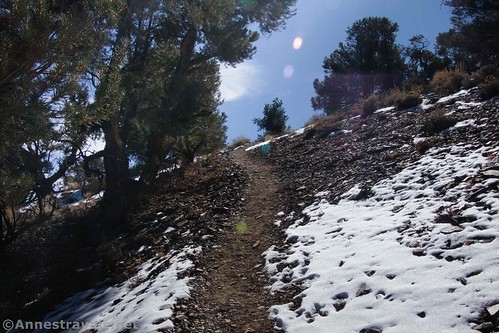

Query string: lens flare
283 65 294 79
293 37 303 50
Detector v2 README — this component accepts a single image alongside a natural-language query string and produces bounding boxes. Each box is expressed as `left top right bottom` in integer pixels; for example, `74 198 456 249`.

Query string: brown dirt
176 148 283 333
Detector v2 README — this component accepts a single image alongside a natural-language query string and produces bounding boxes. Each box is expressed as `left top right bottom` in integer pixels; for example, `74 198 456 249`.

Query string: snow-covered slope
265 144 499 333
36 245 201 333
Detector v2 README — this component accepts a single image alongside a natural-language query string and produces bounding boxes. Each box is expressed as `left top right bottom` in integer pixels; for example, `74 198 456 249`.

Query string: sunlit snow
266 145 499 333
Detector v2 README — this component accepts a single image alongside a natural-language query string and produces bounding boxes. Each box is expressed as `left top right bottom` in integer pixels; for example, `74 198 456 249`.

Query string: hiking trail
178 148 283 332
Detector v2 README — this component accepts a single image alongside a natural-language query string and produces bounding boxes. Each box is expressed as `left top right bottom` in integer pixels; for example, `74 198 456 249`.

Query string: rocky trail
2 88 498 333
175 149 284 332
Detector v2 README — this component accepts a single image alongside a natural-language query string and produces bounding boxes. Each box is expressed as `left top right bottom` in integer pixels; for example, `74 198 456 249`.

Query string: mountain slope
3 88 498 333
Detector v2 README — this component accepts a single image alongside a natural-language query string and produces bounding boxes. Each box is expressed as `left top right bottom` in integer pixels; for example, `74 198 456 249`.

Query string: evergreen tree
438 0 499 66
404 34 446 86
253 98 289 136
0 0 298 224
83 0 297 221
312 17 405 115
0 0 116 244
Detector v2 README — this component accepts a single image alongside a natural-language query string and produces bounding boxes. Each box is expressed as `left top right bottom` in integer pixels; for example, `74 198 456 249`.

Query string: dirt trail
180 148 282 333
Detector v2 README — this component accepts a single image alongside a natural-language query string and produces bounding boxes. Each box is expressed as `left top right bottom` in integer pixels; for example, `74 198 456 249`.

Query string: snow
452 119 477 129
246 140 272 151
266 144 499 333
421 98 434 110
436 89 471 104
456 101 483 110
375 106 396 114
37 245 201 332
245 133 290 151
413 137 430 144
290 127 308 138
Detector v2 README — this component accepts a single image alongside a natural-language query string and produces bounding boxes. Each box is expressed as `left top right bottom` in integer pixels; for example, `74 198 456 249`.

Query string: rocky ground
175 88 498 332
1 88 497 332
242 88 499 332
173 149 284 333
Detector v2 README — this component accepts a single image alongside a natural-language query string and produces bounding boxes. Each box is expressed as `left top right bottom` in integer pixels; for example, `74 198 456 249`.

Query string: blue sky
219 0 453 142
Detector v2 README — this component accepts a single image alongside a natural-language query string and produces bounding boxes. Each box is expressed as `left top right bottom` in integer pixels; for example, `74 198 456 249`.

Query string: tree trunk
102 120 132 222
139 133 166 189
138 26 198 188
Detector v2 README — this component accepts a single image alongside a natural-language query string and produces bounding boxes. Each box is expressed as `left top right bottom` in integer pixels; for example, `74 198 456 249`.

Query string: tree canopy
437 0 499 67
312 17 405 115
253 98 289 136
0 0 298 233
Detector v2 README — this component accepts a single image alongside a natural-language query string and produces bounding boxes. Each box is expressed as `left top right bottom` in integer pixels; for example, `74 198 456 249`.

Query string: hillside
1 88 498 333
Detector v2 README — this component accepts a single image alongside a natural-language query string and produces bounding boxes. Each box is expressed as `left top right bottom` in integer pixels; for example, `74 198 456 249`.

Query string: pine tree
0 0 115 244
438 0 499 66
253 98 289 136
312 17 405 115
84 0 297 221
404 34 446 86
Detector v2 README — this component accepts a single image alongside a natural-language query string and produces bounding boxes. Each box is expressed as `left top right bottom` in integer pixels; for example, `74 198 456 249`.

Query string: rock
333 301 346 312
472 322 494 330
364 270 376 277
441 226 464 234
417 311 426 318
212 206 229 214
487 303 499 317
455 215 477 223
152 317 168 324
435 214 459 225
356 283 372 297
175 314 188 321
482 168 499 178
360 327 382 333
252 240 260 248
412 249 426 257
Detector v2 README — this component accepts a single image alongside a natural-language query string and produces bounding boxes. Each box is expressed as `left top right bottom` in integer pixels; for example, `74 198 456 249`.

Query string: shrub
420 110 457 135
415 139 435 154
312 112 345 138
304 113 326 127
479 76 499 100
428 67 471 95
381 87 422 111
228 136 251 150
471 64 499 85
360 94 381 118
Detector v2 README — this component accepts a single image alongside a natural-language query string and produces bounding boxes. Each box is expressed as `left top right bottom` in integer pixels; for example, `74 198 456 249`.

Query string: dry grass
312 112 346 136
228 136 251 150
381 87 422 111
479 76 499 100
357 94 382 118
304 113 327 127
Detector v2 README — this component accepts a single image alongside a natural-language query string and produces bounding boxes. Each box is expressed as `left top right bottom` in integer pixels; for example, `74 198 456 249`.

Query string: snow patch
436 89 471 104
266 145 499 333
39 246 201 332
